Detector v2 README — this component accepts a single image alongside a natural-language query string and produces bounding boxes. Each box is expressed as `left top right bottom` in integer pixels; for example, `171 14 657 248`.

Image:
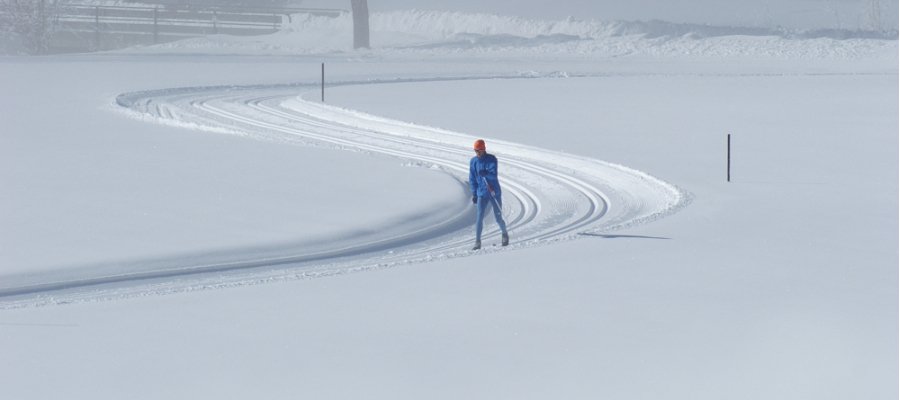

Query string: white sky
301 0 899 30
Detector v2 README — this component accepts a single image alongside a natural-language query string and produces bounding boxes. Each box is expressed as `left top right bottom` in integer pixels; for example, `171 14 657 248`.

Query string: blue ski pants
475 194 508 242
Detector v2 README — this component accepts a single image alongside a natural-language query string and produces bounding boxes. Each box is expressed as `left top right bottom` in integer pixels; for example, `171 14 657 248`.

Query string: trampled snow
0 8 897 400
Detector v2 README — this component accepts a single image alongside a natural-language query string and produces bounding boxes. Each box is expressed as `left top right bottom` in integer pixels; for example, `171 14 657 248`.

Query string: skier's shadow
578 233 671 240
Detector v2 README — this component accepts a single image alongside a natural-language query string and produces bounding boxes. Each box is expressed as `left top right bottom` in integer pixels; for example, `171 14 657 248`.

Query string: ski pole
481 175 502 211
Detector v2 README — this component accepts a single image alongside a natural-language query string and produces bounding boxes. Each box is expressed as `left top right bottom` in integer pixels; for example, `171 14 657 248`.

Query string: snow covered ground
1 10 897 400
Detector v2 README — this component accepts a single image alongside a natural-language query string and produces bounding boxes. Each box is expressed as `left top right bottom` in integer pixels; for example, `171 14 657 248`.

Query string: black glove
472 196 477 204
479 170 488 177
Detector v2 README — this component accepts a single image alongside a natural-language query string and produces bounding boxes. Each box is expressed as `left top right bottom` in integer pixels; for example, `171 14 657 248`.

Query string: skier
469 139 509 250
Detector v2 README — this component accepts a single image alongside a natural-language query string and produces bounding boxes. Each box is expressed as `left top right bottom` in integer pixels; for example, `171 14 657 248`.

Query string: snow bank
369 10 899 41
122 10 897 60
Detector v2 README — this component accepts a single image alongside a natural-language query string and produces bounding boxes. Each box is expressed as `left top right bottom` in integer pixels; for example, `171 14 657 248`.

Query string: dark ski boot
472 240 481 250
501 233 509 247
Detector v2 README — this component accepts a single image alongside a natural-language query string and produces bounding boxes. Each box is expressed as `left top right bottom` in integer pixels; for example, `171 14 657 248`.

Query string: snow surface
0 9 897 400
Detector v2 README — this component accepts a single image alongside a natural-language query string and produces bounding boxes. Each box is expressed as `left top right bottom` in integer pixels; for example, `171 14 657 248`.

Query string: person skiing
469 139 509 250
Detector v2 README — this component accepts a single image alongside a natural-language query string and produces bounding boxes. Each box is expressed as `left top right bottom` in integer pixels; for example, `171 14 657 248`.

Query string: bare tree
0 0 66 54
350 0 368 49
864 0 883 31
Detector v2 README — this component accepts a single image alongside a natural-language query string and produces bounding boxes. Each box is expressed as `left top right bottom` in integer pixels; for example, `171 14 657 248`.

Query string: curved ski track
0 76 687 307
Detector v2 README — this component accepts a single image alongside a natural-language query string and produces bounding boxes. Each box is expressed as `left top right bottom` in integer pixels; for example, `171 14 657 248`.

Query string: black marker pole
727 133 731 182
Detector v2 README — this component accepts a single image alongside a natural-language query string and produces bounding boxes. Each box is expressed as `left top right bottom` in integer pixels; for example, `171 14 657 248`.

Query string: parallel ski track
0 76 684 306
243 94 608 242
197 91 608 247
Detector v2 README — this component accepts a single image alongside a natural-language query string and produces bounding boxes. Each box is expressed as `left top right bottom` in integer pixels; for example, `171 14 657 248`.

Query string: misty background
1 0 896 56
298 0 899 30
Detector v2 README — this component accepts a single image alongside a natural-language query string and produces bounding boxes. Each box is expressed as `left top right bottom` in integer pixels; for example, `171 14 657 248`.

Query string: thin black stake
727 134 732 182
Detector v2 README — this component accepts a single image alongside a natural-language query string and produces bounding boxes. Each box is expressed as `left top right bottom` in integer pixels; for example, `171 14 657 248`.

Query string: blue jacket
470 153 502 198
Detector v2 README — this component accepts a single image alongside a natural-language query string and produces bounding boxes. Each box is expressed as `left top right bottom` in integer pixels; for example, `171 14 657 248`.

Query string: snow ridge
124 10 899 60
367 10 898 41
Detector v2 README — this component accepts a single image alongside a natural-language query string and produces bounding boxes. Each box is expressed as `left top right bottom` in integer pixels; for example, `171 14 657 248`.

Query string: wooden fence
37 5 346 52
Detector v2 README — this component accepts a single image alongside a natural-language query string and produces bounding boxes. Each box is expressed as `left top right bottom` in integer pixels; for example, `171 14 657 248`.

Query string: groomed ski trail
0 75 687 307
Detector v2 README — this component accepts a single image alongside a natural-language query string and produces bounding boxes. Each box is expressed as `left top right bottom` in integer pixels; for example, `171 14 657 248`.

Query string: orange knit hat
473 139 486 151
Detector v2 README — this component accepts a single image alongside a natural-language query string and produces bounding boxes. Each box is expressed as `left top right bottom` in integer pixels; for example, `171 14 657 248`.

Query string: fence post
153 7 159 44
94 6 100 50
38 0 45 52
212 10 217 34
321 62 325 102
